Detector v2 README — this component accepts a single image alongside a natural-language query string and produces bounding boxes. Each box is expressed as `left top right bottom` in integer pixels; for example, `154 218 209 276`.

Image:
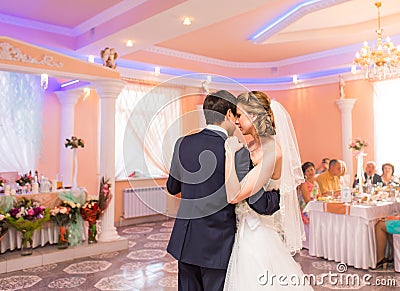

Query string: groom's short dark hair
203 90 237 125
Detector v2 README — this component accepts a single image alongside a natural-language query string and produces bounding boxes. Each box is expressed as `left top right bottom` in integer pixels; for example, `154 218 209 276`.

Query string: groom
166 90 280 291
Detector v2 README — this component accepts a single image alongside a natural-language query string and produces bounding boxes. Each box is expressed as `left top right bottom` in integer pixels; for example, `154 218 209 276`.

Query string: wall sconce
126 40 134 47
154 66 161 76
292 75 298 84
88 55 95 63
41 73 48 90
82 87 91 101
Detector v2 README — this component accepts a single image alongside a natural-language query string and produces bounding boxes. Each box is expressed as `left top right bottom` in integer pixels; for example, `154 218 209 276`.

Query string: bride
223 91 313 290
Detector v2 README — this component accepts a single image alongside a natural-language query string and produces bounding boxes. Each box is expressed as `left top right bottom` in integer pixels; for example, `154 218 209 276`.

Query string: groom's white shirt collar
206 124 228 137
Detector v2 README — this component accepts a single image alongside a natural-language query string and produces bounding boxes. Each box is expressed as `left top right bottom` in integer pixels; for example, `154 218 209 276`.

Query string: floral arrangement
349 138 368 152
50 200 81 226
7 198 50 250
0 212 8 239
99 177 112 214
15 174 33 186
0 177 5 187
8 199 48 221
65 136 85 149
81 199 101 222
50 205 71 226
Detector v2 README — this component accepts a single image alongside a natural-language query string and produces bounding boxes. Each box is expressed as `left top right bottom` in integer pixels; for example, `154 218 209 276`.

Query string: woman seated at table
298 162 321 224
375 216 400 269
381 163 399 186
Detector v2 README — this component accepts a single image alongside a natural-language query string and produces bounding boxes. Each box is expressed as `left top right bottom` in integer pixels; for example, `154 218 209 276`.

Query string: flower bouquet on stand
65 136 84 190
50 200 80 249
58 191 85 247
80 199 101 244
349 138 368 194
7 199 49 255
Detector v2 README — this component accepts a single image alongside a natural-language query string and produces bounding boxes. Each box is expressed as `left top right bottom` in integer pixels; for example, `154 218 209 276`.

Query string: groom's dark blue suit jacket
166 129 279 270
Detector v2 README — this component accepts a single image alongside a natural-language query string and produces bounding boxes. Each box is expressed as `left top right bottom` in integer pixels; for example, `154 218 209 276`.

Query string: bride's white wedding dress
224 179 313 290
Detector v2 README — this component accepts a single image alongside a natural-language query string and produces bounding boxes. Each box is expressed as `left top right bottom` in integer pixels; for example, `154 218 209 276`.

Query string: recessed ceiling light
126 40 134 47
182 17 192 26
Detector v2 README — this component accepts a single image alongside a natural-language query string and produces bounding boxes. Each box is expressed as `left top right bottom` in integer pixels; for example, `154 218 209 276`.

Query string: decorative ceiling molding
250 0 352 44
0 0 148 37
144 44 355 69
0 42 63 67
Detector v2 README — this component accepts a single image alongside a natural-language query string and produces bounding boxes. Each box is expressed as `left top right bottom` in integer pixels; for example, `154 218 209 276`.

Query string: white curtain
374 78 400 172
115 82 182 178
0 72 44 174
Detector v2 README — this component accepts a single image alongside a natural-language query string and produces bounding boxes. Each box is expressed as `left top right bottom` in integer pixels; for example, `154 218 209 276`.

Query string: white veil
271 100 305 253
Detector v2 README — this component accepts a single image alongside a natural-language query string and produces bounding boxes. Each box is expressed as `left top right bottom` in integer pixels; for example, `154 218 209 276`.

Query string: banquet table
305 200 400 269
0 189 86 253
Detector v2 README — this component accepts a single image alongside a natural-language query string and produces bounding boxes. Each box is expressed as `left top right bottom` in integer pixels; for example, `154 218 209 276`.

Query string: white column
55 90 82 187
336 98 357 177
94 79 125 242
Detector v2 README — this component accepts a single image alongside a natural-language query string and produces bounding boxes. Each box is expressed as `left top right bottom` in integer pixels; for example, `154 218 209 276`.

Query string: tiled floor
0 219 399 290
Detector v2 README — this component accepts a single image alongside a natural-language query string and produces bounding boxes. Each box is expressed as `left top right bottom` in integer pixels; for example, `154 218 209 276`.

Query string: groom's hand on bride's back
246 188 280 215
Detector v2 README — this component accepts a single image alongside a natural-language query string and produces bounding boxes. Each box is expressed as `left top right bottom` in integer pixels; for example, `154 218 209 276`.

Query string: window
374 78 400 172
115 82 182 179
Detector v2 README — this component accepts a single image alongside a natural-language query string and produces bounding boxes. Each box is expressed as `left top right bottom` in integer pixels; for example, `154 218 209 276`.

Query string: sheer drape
374 78 400 170
0 72 44 173
115 82 182 178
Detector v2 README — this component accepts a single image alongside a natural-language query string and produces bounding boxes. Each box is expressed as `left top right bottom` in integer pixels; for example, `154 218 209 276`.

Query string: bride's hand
225 136 243 155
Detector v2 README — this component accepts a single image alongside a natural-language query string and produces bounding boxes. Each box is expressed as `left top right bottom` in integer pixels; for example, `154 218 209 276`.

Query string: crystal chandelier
351 2 400 81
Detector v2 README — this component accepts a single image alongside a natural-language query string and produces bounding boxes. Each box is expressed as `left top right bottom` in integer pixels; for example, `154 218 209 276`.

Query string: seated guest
298 162 321 224
375 217 400 269
381 163 398 186
352 161 383 188
315 158 330 175
316 159 342 196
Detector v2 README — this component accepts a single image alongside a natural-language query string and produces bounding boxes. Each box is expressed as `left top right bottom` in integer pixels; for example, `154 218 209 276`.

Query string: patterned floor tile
127 249 167 260
144 241 168 249
90 252 119 259
158 275 178 288
47 277 86 289
94 274 142 290
64 260 112 274
159 227 173 233
147 233 170 241
22 264 57 273
0 275 42 290
121 234 141 240
122 227 153 234
163 261 178 273
161 221 174 228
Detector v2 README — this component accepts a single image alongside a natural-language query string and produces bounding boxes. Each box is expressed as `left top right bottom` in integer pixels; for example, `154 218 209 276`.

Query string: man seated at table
353 161 383 188
375 216 400 269
316 159 342 196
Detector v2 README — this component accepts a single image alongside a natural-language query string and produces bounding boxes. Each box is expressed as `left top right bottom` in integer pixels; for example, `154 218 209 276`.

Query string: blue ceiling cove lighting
250 0 351 43
60 79 80 88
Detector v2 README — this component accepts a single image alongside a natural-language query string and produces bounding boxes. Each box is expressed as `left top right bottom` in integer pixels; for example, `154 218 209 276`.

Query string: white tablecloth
306 201 400 269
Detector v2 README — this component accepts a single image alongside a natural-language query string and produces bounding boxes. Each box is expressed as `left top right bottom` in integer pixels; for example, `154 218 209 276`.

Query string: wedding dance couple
167 90 313 290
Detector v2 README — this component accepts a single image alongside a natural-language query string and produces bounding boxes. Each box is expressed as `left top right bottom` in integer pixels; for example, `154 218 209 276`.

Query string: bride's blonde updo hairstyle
237 91 276 136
